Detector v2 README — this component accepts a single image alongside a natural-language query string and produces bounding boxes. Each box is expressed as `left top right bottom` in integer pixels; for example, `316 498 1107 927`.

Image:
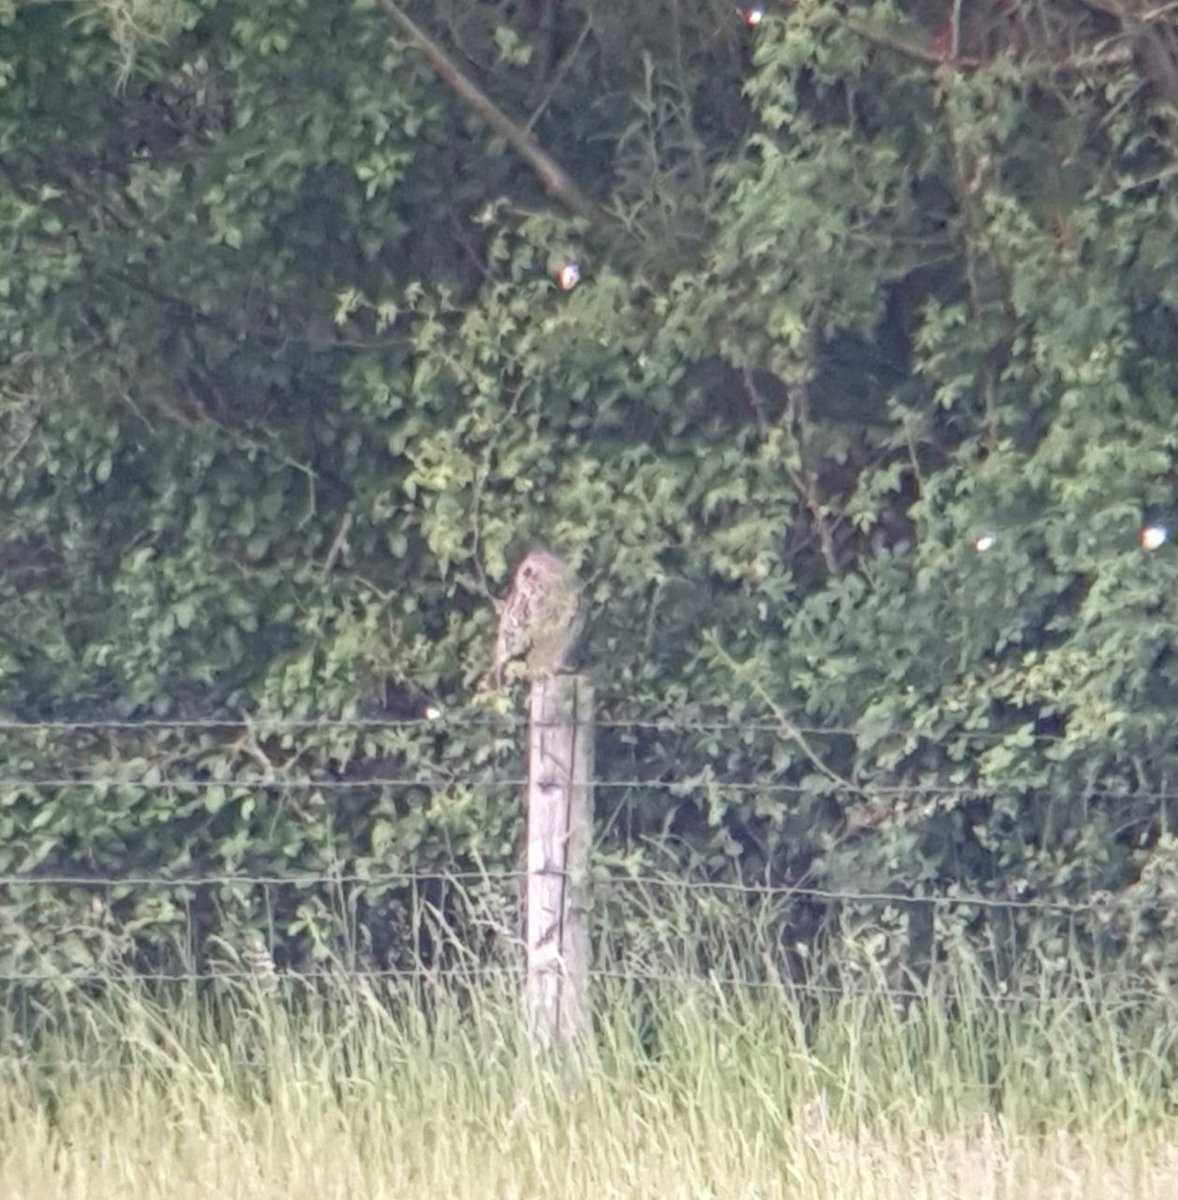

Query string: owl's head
515 549 569 585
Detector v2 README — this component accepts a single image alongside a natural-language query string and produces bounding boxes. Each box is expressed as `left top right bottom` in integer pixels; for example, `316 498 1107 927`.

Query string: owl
492 550 585 686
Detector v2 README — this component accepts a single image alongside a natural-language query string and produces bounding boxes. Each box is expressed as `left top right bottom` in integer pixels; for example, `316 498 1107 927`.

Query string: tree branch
841 16 980 69
526 17 592 134
377 0 604 224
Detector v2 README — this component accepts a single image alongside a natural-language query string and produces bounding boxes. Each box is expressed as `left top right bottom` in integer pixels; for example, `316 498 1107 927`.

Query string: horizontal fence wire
0 715 1072 742
0 966 523 984
0 869 1137 914
0 778 1171 802
0 965 1166 1009
0 870 525 888
0 879 1163 1007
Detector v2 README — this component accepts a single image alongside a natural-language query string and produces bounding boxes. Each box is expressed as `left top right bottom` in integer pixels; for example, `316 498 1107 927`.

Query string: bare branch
378 0 604 224
323 512 354 574
526 18 593 134
841 16 981 69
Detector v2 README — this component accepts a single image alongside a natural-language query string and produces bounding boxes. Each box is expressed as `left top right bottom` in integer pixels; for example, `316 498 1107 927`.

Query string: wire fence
0 962 1171 1012
0 712 1165 810
0 772 1172 803
2 713 1175 1012
0 964 1158 1006
0 713 1075 740
0 866 1165 993
2 779 1174 803
0 868 1120 913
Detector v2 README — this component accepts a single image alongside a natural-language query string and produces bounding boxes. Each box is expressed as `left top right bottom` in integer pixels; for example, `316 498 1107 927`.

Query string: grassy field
1 964 1175 1200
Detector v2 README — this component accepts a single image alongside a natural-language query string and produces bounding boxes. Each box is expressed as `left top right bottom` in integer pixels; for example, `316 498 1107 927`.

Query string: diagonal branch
841 15 980 68
377 0 604 224
526 17 592 134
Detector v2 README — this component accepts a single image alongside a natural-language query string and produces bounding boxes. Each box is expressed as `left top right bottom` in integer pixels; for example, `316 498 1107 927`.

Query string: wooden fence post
525 672 593 1047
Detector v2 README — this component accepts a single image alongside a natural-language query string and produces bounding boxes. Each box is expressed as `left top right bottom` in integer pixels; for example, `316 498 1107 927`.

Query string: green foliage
3 0 1178 988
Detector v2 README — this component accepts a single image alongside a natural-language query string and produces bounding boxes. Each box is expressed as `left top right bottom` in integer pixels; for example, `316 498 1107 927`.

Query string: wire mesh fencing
1 712 1176 1009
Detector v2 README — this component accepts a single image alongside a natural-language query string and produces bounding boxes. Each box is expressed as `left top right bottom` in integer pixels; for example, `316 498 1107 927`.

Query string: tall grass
2 880 1176 1198
2 968 1175 1199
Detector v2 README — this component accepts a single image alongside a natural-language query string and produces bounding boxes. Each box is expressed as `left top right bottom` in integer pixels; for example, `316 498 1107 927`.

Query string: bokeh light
1139 524 1169 551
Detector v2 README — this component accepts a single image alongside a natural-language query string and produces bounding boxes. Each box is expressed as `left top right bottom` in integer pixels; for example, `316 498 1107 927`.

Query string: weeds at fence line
0 867 1170 995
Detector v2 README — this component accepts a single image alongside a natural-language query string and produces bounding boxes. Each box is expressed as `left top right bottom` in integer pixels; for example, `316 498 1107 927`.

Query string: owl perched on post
492 550 585 686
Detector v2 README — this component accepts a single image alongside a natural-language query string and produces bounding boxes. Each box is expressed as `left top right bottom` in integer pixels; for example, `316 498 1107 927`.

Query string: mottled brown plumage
492 550 584 686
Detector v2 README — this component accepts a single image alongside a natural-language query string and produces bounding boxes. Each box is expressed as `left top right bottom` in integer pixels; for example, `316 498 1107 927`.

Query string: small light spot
742 7 765 25
555 263 581 290
972 533 996 553
422 704 443 721
1139 524 1169 551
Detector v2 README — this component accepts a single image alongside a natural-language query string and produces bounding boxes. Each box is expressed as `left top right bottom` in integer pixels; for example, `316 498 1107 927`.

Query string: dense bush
3 0 1178 986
